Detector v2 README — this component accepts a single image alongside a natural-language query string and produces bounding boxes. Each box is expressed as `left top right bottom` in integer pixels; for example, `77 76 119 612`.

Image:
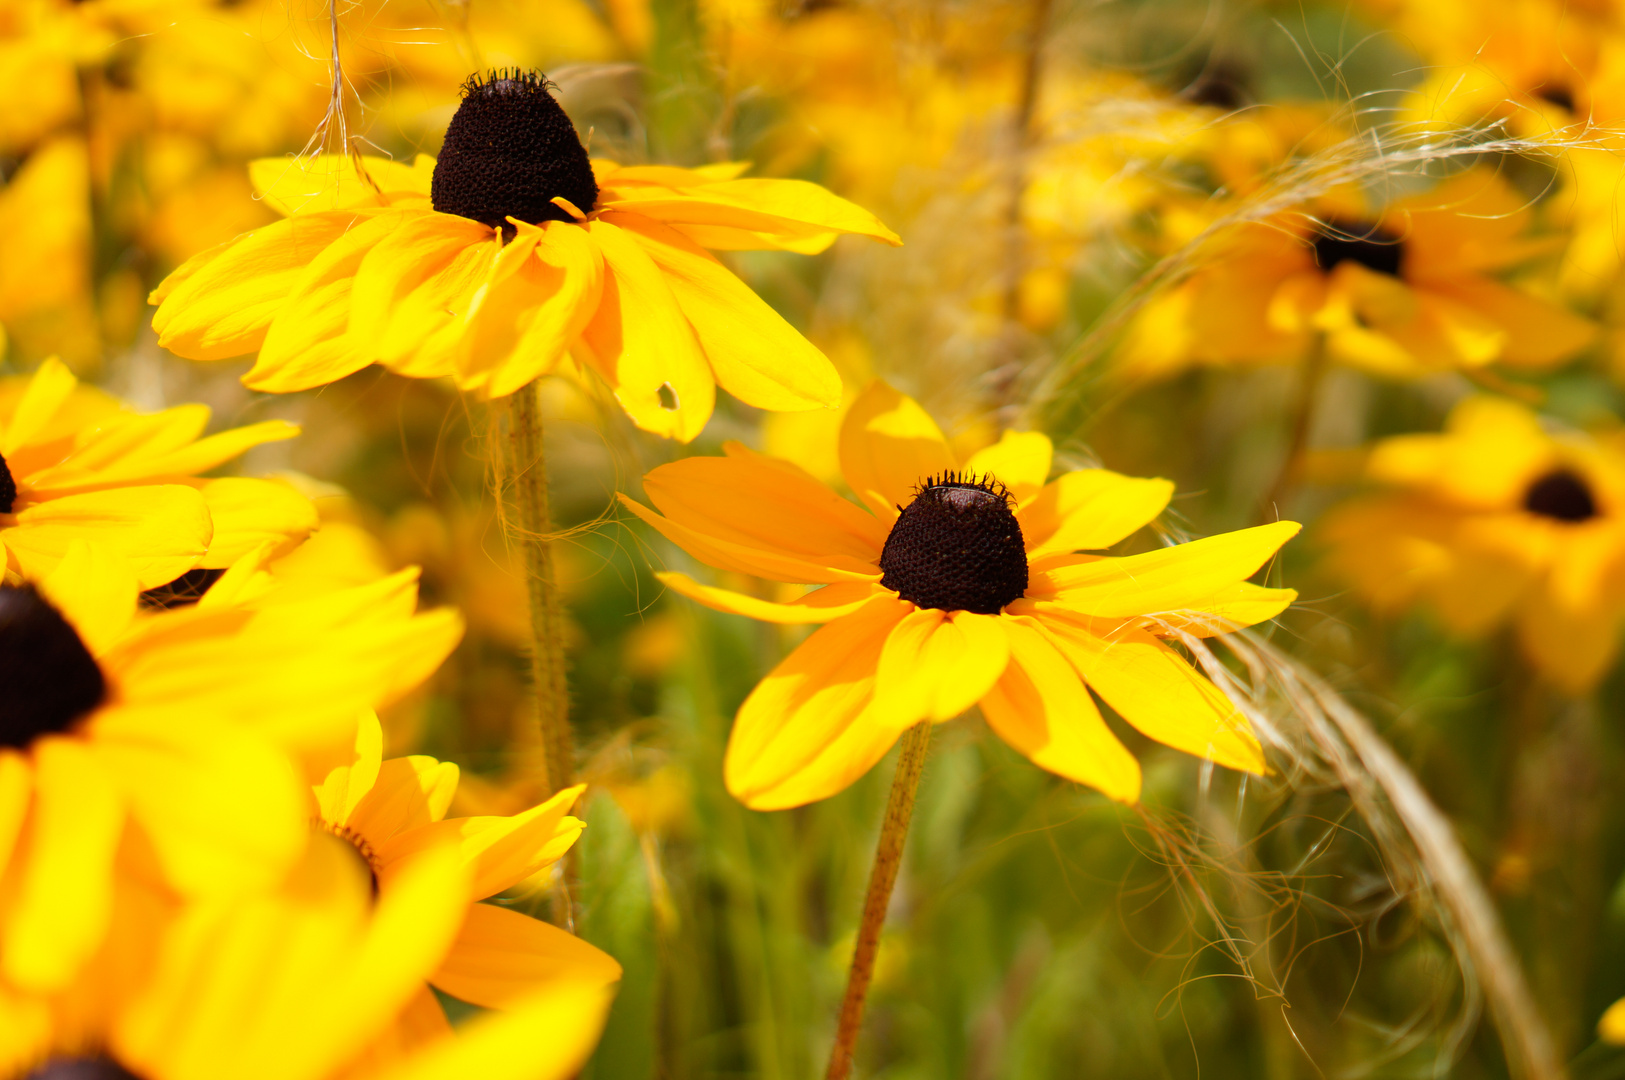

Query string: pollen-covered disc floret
1524 468 1599 522
1312 219 1405 277
430 68 599 232
0 584 106 750
879 473 1029 614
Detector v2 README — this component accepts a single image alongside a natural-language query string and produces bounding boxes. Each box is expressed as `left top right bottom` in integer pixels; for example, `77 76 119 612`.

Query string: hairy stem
826 720 933 1080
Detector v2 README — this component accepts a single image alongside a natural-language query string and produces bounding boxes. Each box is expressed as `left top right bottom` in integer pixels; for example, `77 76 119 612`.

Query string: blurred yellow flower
0 830 614 1080
1121 170 1594 380
622 381 1297 809
150 69 900 441
0 540 463 995
1323 395 1625 693
0 358 315 590
0 137 97 366
310 712 621 1046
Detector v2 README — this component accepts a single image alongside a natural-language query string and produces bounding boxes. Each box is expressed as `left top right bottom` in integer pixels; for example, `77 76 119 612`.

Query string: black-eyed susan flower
1121 169 1595 380
1322 395 1625 694
0 540 463 995
149 69 900 441
620 381 1298 809
310 713 621 1044
0 358 316 589
0 833 613 1080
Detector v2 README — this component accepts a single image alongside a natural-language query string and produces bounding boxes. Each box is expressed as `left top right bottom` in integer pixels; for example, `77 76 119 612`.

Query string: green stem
1261 333 1328 520
503 383 573 793
825 720 933 1080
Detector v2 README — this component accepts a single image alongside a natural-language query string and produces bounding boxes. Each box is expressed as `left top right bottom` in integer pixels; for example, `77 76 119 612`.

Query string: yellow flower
0 833 613 1080
310 713 621 1045
1121 170 1595 380
1323 395 1625 694
150 69 900 441
620 382 1298 809
0 358 317 590
0 138 97 367
0 540 464 995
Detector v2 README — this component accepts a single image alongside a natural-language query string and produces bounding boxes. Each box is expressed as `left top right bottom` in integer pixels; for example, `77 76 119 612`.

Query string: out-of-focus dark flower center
879 474 1028 615
138 567 226 610
1523 468 1599 522
0 584 105 750
430 68 599 236
26 1059 146 1080
0 450 16 514
1312 219 1405 278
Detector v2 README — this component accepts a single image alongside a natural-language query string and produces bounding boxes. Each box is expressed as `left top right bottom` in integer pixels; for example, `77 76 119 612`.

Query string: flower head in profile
0 357 316 589
150 68 901 441
0 541 463 996
1323 395 1625 694
0 833 613 1080
1121 169 1594 380
621 382 1298 809
310 713 621 1046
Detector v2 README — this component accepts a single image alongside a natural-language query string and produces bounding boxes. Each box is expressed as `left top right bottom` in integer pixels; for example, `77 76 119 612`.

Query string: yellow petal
5 485 212 590
1515 582 1621 695
619 494 882 584
48 421 303 490
1045 622 1265 774
657 572 882 623
838 381 957 519
377 784 584 901
872 608 1011 725
1601 997 1625 1045
725 596 914 809
249 154 433 216
0 752 32 878
964 430 1053 501
0 357 76 458
576 218 715 442
349 211 497 373
2 735 123 992
1038 521 1300 617
1020 470 1175 559
37 539 136 654
347 757 461 848
979 617 1141 801
599 176 900 246
613 212 841 411
314 711 385 826
196 478 319 567
429 903 622 1008
151 212 367 361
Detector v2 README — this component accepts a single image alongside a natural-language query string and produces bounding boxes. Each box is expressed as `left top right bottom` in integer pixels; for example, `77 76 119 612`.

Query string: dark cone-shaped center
1312 219 1405 278
0 584 106 749
27 1060 146 1080
0 449 16 514
879 474 1029 614
139 567 226 610
1524 468 1599 522
431 69 599 232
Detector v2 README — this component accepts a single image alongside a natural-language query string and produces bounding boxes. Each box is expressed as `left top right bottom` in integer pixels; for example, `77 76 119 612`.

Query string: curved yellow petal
151 212 367 360
1 357 76 458
979 617 1141 802
2 735 123 992
429 903 622 1009
725 596 913 809
964 430 1053 500
599 176 900 246
347 757 462 848
838 381 957 519
872 607 1011 725
5 485 212 590
368 982 615 1080
0 751 32 879
619 494 882 584
377 784 584 901
196 478 318 567
657 572 882 623
613 212 841 411
1019 470 1175 559
1045 622 1265 775
350 211 498 374
314 712 385 827
37 539 136 655
249 154 433 216
1038 521 1300 617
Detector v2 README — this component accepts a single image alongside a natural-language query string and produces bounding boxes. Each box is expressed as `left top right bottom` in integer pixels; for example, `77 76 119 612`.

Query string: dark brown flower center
1523 468 1598 522
1312 219 1404 278
879 474 1028 615
0 449 16 513
25 1059 145 1080
0 584 105 750
430 69 599 235
139 567 226 610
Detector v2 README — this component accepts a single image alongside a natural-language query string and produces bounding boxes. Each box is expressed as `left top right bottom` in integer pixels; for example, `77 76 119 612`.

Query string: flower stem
1261 332 1328 519
825 720 933 1080
504 381 573 799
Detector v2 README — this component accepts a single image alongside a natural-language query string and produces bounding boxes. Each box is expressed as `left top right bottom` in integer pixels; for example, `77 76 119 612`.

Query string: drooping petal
613 212 841 411
4 485 212 590
429 903 622 1008
598 177 901 247
576 218 714 442
657 573 883 623
725 596 914 809
195 478 319 567
2 736 123 992
619 494 883 584
1045 622 1265 774
1019 470 1175 560
838 382 957 519
979 617 1141 801
871 607 1012 726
